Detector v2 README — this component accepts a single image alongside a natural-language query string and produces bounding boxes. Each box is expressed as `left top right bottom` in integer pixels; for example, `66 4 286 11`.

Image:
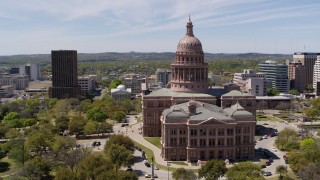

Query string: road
255 120 297 177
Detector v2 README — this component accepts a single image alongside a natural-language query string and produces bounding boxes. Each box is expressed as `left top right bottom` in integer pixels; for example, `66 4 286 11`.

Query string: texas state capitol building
141 18 256 162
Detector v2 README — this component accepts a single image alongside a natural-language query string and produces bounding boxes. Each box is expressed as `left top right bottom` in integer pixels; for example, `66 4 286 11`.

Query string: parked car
153 174 158 178
264 171 272 176
145 174 151 178
154 166 159 170
262 135 268 139
272 147 277 152
145 162 151 167
126 166 133 171
265 160 271 166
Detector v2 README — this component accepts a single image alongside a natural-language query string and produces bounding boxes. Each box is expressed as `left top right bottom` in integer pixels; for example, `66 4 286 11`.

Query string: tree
86 107 107 122
68 115 87 136
55 116 70 133
104 134 134 152
25 127 55 156
84 121 98 135
97 122 113 135
306 84 314 93
226 161 263 180
275 128 298 150
172 168 197 180
303 108 319 121
112 111 126 122
267 87 280 96
288 89 300 95
198 159 227 180
76 153 113 179
300 138 317 151
22 118 37 127
105 144 134 171
297 163 320 180
54 167 76 180
3 112 20 121
276 165 287 178
20 156 51 179
7 138 29 165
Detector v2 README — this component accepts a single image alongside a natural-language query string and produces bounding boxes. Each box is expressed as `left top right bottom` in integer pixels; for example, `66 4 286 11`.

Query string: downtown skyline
1 0 320 55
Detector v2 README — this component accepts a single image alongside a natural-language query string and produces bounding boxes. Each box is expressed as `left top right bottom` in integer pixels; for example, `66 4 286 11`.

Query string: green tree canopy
76 153 113 179
104 134 134 152
172 168 197 180
105 144 134 171
198 159 227 180
3 112 20 121
267 87 280 96
276 165 288 178
226 161 263 180
55 116 70 133
112 111 126 122
86 107 107 122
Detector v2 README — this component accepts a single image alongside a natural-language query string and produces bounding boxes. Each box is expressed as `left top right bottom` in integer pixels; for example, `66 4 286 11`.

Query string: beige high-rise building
293 52 320 86
142 18 256 162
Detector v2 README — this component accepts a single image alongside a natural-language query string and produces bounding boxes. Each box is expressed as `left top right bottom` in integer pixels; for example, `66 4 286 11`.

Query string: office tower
49 50 81 99
259 60 290 93
19 63 40 81
155 68 171 87
287 60 306 92
313 56 320 95
293 52 320 85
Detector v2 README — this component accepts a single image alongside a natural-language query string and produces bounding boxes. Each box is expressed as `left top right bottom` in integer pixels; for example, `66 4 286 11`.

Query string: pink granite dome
176 18 203 53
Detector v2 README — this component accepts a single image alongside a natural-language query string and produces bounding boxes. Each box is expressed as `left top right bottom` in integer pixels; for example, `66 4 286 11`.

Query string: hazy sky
1 0 320 55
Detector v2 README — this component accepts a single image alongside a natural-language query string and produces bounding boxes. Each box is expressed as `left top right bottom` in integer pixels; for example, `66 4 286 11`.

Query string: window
170 138 177 146
200 129 206 136
209 139 215 146
236 127 242 134
227 129 234 136
190 129 197 136
227 138 234 146
218 129 224 136
218 138 224 146
236 136 241 145
200 139 206 147
180 129 186 135
243 126 250 134
190 139 197 146
179 138 186 145
171 128 177 135
209 129 215 136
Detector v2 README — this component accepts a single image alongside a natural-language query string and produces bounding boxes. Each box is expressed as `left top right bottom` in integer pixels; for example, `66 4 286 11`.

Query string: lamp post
151 156 154 180
167 162 171 180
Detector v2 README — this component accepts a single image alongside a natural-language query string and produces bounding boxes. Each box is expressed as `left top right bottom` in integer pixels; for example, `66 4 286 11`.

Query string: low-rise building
0 74 29 90
161 100 255 162
123 74 145 95
78 76 95 95
111 85 131 100
0 85 13 98
233 69 269 96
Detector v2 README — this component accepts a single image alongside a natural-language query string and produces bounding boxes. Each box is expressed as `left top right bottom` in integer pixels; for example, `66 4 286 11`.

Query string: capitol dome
176 18 203 53
117 84 126 90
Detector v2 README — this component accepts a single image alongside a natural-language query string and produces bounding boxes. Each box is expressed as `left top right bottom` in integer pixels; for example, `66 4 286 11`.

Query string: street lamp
167 162 171 180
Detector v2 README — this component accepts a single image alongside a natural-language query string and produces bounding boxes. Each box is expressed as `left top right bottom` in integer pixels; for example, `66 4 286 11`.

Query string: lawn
256 114 283 122
0 157 21 178
171 161 189 166
144 137 161 149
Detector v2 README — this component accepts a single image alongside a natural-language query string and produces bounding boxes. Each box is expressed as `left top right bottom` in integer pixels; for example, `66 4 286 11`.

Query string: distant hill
0 52 290 66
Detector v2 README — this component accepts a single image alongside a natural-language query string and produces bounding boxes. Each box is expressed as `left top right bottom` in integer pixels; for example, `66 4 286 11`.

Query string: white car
272 147 277 152
145 174 151 178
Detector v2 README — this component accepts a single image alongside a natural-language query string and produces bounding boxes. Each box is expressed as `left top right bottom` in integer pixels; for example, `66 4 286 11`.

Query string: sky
1 0 320 55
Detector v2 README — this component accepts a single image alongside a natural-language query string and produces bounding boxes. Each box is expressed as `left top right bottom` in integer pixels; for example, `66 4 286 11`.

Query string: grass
137 117 142 123
170 161 189 166
144 137 161 149
256 114 283 122
0 157 21 178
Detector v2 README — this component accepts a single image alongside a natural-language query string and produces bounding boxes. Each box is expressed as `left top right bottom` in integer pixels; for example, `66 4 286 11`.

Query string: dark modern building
49 50 81 99
293 52 320 86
